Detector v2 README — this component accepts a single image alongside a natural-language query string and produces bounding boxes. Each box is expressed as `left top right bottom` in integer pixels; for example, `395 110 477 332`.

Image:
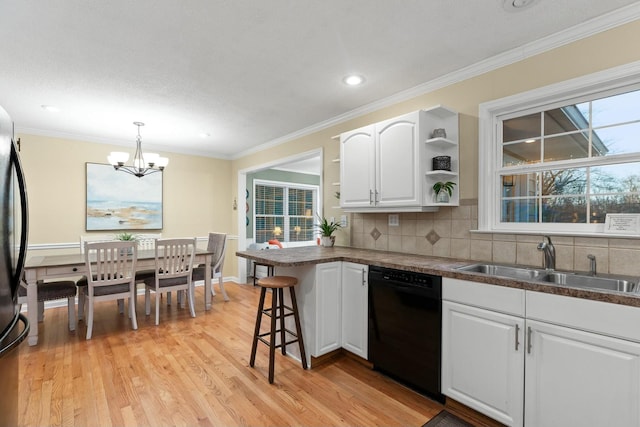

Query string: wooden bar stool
249 275 308 383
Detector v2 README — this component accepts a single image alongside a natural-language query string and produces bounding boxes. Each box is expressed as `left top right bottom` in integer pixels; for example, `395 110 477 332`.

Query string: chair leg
155 292 160 326
78 288 85 321
145 288 151 316
38 300 45 322
118 299 124 314
218 277 230 302
67 296 76 332
187 285 196 318
268 288 278 384
290 287 308 370
179 290 185 309
86 295 94 340
129 292 138 331
250 287 267 368
167 292 172 306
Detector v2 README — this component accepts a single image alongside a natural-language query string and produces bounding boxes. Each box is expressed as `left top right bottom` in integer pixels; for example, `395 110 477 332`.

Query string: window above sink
478 61 640 237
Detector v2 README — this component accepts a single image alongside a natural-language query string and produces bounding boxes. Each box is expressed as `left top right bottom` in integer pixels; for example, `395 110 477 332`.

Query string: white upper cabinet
339 125 376 208
340 106 459 212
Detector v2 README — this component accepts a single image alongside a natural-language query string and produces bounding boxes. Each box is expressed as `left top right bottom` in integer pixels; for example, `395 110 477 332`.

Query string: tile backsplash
349 199 640 277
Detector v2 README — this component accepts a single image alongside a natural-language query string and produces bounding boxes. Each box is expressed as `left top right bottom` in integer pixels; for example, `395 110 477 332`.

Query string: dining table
23 248 214 346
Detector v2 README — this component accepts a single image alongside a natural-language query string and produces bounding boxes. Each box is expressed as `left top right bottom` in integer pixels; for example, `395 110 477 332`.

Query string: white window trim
478 60 640 236
253 179 319 244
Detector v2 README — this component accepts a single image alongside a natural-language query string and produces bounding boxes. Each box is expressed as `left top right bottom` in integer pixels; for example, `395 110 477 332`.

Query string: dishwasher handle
369 272 441 300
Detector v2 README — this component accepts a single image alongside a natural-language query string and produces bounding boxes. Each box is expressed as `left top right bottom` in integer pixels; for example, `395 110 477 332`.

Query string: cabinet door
314 262 342 356
525 319 640 427
340 125 375 208
376 111 421 207
341 262 368 359
442 301 524 427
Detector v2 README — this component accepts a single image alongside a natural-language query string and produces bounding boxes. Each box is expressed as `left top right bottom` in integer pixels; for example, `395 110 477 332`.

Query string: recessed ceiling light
199 132 210 138
41 105 60 113
502 0 540 12
343 74 365 86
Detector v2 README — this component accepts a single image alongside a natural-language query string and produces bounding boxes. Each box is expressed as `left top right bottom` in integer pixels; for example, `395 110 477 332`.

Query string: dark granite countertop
236 246 640 308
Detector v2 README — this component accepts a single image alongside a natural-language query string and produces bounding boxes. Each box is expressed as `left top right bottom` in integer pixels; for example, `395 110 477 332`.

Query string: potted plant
115 232 136 241
433 181 456 203
315 214 341 247
115 232 136 254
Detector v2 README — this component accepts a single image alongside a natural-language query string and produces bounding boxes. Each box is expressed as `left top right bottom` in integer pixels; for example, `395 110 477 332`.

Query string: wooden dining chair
144 238 196 325
82 240 138 339
18 277 77 331
192 232 229 302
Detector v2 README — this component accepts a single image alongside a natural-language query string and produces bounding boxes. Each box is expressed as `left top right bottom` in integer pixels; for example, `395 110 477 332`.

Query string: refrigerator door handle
0 314 29 356
10 139 28 285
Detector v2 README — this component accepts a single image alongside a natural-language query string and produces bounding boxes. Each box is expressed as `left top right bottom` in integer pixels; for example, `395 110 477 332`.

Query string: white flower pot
321 236 335 247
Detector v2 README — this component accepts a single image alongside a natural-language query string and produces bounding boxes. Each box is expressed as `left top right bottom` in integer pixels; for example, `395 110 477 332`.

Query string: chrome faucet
537 235 556 270
587 254 596 276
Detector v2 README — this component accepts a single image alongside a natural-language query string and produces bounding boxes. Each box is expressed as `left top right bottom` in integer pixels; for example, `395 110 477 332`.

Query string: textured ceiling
0 0 639 159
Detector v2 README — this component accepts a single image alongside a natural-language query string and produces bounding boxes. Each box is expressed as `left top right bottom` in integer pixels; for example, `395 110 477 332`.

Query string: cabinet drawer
526 291 640 343
443 278 525 317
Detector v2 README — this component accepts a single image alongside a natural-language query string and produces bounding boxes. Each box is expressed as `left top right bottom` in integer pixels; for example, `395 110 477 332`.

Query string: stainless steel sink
457 263 638 294
456 264 546 280
538 272 637 293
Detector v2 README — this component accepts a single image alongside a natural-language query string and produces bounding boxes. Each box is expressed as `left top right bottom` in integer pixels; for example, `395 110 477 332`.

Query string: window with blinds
254 181 317 244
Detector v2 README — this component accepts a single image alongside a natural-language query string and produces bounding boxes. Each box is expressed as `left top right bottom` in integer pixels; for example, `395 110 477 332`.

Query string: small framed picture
604 213 640 235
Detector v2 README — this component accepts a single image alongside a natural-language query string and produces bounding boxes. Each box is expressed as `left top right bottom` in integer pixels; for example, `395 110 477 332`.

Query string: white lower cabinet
442 278 525 426
443 278 640 427
286 261 370 366
442 301 524 426
314 262 343 356
341 262 368 359
524 293 640 427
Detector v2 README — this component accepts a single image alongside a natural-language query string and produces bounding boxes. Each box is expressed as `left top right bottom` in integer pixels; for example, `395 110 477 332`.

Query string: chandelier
107 122 168 177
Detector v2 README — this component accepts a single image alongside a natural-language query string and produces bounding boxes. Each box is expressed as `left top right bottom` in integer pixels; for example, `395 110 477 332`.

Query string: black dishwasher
368 265 443 402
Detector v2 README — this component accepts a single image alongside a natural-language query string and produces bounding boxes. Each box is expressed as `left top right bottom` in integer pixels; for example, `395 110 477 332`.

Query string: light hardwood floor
17 282 444 427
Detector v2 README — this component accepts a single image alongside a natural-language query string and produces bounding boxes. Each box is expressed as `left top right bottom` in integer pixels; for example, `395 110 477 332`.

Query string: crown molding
233 3 640 160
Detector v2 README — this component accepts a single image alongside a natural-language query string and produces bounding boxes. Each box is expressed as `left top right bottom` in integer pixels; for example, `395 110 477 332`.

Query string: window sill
471 229 640 239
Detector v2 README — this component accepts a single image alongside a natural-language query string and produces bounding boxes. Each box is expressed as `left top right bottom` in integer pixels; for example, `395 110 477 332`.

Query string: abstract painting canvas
86 162 163 231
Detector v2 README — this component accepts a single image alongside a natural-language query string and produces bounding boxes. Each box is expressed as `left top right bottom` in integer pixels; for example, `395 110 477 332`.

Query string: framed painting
86 162 163 231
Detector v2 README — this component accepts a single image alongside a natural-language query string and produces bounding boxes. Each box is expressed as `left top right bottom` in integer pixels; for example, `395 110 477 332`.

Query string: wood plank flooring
17 282 444 426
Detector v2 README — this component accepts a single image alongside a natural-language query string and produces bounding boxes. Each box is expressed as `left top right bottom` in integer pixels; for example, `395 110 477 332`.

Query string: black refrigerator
0 105 29 427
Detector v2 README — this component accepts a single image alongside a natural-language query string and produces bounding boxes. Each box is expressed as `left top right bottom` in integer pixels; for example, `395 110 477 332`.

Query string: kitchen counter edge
236 246 640 308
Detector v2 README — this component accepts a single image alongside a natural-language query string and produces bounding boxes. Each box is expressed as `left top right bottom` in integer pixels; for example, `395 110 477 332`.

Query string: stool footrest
257 335 301 349
262 306 295 319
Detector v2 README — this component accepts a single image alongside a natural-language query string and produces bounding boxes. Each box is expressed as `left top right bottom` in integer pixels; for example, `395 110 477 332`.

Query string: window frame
478 61 640 236
253 179 319 244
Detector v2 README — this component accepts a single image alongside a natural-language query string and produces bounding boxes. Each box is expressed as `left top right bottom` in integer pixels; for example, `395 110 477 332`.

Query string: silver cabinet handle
375 190 379 203
515 324 520 351
527 326 533 354
361 268 366 286
369 189 374 205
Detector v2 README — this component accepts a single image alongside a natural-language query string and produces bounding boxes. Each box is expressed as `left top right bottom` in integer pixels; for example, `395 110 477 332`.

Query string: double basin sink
457 263 638 294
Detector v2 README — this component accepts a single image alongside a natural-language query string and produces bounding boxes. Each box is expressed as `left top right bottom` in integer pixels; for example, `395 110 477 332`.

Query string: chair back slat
154 238 196 280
